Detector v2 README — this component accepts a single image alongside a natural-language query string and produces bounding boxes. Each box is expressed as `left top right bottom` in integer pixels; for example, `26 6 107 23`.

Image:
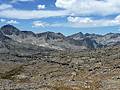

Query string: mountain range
0 24 120 51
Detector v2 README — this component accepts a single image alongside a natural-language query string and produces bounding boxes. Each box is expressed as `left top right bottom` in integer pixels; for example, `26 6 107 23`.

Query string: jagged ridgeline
0 24 120 50
1 24 120 52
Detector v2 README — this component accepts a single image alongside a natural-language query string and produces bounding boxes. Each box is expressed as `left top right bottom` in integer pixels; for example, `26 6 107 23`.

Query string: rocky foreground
0 45 120 90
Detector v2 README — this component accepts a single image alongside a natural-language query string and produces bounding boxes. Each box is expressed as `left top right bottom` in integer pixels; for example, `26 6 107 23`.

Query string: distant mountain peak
1 24 18 30
67 32 84 40
0 24 20 35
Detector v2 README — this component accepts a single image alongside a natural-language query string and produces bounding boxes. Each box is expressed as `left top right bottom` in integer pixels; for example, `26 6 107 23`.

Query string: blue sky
0 0 120 35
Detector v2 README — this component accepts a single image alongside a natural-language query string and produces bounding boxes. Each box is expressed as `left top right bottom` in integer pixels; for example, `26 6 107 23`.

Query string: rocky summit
0 25 120 90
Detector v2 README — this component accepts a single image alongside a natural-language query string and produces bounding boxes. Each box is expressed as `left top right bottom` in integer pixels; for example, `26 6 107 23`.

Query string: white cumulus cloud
67 16 120 27
37 5 46 9
0 19 6 22
68 16 93 24
55 0 120 16
6 20 19 24
32 21 49 27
